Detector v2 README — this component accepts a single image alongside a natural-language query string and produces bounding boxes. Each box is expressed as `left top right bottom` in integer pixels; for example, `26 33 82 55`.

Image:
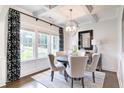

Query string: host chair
48 54 66 82
66 56 88 88
86 53 100 83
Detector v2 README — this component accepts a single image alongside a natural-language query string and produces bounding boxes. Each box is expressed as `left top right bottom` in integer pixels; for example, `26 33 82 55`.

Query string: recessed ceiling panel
92 5 119 14
52 5 87 20
40 11 66 24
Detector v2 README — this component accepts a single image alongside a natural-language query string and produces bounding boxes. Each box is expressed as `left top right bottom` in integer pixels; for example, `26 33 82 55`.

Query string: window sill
21 58 48 63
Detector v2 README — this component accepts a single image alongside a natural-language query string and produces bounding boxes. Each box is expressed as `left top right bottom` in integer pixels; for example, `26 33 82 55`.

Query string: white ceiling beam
32 5 62 17
82 5 99 23
32 6 48 17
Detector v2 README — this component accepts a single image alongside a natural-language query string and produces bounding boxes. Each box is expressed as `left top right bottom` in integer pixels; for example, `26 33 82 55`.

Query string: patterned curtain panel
7 8 20 81
59 27 64 51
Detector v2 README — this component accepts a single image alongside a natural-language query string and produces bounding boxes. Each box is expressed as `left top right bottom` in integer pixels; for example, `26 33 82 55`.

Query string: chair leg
64 70 68 82
82 77 84 88
92 72 95 83
71 78 73 88
51 71 54 82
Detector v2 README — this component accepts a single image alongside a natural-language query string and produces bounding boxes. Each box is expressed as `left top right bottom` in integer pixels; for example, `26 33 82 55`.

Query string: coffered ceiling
16 5 120 27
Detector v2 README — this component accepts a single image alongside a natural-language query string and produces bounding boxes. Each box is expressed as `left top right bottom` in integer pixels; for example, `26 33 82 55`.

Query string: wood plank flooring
1 70 119 88
103 70 119 88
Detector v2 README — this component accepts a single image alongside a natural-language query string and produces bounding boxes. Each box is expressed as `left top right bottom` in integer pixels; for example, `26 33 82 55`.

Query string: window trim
20 28 60 62
51 35 60 55
20 28 36 62
37 32 49 59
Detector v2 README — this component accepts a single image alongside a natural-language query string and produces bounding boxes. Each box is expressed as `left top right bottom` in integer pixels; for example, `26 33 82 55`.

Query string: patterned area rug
32 70 105 88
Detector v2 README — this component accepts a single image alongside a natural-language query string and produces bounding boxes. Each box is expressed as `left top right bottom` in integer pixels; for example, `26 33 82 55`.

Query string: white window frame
20 28 36 62
20 28 60 62
51 35 60 56
37 31 50 59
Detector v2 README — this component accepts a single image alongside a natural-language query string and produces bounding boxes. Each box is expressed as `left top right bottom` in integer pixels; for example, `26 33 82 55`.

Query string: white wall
21 14 59 35
21 59 49 77
117 6 124 88
0 6 9 87
65 18 119 72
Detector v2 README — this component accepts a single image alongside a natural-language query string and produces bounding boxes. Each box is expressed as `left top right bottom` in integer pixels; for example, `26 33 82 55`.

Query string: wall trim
117 73 123 88
0 82 6 87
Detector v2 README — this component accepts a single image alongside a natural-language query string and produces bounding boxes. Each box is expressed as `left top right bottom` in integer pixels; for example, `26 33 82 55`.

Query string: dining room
0 5 122 88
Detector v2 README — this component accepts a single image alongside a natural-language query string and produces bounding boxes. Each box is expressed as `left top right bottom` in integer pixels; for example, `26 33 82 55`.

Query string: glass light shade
66 26 71 32
65 21 78 32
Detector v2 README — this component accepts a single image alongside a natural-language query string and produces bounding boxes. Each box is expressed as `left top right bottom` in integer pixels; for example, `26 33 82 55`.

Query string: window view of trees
51 35 59 55
38 33 48 58
20 29 60 62
20 30 34 61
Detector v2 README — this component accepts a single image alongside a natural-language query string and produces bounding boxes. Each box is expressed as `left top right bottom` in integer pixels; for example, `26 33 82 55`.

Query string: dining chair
66 56 88 88
48 54 67 82
86 53 100 83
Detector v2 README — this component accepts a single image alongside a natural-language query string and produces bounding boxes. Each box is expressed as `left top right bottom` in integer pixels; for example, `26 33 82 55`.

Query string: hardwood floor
103 70 119 88
1 70 119 88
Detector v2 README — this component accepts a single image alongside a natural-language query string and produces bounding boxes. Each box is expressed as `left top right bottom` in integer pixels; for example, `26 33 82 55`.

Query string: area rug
32 70 105 88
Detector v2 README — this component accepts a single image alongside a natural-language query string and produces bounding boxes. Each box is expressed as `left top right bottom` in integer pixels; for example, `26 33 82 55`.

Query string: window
20 28 60 61
51 35 59 55
20 29 35 61
38 33 48 58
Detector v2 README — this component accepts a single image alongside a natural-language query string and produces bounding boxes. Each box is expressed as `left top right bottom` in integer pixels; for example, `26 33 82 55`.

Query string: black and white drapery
59 27 64 51
7 8 20 81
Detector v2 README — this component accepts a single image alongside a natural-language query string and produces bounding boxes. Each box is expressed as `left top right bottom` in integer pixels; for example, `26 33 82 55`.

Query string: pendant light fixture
65 9 78 32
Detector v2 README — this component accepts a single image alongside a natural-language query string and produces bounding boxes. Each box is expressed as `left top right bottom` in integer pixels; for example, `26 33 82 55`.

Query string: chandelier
65 9 78 32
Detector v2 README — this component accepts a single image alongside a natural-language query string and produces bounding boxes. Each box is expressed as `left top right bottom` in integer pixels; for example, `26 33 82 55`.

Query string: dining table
56 53 92 68
56 55 68 67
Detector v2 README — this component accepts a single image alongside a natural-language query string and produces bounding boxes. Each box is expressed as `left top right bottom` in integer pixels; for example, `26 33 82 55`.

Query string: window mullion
34 30 38 59
49 34 51 54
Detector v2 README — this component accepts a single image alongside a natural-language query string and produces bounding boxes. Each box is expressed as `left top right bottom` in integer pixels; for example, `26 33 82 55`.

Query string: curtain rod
10 8 62 28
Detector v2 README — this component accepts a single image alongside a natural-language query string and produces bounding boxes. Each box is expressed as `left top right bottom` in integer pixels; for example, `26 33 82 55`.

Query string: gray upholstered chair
66 56 88 88
48 54 66 81
86 53 100 83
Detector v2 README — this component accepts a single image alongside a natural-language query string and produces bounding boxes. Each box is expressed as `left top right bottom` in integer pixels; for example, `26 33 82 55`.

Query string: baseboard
0 82 6 87
21 67 49 78
102 67 117 73
20 68 50 78
118 76 123 88
117 70 123 88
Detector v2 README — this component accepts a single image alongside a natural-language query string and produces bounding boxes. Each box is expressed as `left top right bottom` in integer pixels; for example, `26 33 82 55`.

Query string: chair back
67 56 88 78
48 54 56 69
89 53 100 71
